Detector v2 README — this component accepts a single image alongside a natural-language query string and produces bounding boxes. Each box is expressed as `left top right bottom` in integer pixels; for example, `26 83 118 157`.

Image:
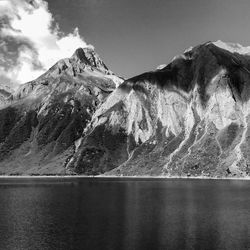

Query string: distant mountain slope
0 47 123 175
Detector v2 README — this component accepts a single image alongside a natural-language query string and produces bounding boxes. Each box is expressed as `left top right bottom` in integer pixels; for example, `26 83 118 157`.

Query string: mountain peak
72 47 89 62
71 46 109 73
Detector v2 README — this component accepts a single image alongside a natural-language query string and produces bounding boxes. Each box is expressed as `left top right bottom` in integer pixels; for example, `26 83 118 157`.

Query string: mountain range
1 41 250 177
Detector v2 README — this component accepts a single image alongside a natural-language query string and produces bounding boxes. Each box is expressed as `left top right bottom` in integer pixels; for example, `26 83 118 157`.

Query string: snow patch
156 64 167 70
105 75 124 87
74 137 83 151
212 40 250 55
184 46 193 53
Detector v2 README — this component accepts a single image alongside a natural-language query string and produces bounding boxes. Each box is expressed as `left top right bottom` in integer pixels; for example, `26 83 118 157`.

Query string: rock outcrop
1 41 250 177
0 84 13 106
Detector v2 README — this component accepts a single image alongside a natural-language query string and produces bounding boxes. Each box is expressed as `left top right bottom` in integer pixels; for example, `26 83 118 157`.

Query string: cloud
0 0 91 87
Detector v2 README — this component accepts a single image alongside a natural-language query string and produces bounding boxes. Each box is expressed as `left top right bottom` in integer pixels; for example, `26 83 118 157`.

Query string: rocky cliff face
0 47 123 175
0 84 13 106
1 41 250 177
67 41 250 177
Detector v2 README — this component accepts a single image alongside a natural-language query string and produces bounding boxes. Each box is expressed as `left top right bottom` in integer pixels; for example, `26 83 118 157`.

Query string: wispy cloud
0 0 92 87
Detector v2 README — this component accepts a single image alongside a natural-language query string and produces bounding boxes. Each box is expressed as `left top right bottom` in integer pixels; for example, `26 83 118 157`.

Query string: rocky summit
1 41 250 177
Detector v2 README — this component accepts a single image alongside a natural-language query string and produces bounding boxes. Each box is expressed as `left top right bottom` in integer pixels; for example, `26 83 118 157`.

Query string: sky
1 0 250 87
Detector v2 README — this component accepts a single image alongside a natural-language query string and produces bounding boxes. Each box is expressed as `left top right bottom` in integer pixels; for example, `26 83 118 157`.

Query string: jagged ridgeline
0 47 123 175
1 41 250 177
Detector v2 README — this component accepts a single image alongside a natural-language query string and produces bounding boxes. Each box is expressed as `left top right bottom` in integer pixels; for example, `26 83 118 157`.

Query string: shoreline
0 175 249 180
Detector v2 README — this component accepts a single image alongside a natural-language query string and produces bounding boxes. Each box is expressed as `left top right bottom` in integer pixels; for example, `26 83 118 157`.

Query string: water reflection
0 178 249 250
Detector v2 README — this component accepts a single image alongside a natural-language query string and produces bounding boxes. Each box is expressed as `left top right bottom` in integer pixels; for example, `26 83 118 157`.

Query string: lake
0 178 249 250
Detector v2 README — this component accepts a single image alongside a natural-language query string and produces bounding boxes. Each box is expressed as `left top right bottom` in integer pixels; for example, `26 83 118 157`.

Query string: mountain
0 47 123 175
0 84 13 106
67 41 250 178
1 41 250 177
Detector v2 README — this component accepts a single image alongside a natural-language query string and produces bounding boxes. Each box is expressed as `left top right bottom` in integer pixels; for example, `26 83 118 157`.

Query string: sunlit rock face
0 48 123 175
68 41 250 177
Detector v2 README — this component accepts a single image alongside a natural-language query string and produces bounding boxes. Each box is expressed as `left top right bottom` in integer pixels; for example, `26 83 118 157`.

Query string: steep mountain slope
0 84 13 106
0 47 123 175
67 41 250 177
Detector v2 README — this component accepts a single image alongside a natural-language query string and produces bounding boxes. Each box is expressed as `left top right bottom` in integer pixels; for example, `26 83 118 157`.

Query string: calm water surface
0 178 249 250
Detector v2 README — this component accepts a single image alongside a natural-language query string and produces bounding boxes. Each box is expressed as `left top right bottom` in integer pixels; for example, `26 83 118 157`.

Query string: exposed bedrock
68 42 250 177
